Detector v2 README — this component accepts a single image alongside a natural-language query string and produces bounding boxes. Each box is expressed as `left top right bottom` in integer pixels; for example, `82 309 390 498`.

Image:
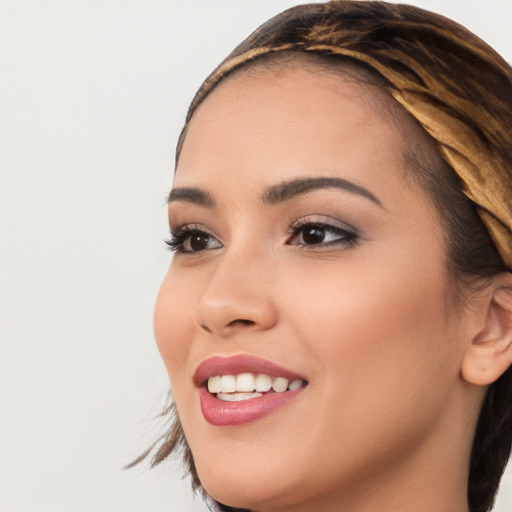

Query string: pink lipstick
194 354 307 427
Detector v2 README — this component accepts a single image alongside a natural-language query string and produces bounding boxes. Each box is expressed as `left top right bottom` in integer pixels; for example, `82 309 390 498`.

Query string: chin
193 447 312 511
194 453 279 508
200 475 299 512
193 439 353 512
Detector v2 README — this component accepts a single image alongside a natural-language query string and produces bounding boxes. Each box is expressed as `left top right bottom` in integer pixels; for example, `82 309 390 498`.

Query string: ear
461 275 512 386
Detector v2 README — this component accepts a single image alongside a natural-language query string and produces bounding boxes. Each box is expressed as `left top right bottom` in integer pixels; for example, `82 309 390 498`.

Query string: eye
165 226 222 254
287 220 357 248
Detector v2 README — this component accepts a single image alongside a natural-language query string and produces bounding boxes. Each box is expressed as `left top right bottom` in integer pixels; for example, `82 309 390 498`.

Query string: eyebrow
167 176 383 209
167 187 216 208
261 176 383 208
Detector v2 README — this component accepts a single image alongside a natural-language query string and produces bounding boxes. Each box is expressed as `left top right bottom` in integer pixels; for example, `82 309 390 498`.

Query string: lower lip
198 387 305 426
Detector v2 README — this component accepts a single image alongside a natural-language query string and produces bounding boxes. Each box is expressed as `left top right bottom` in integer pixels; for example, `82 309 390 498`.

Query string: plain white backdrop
1 1 511 511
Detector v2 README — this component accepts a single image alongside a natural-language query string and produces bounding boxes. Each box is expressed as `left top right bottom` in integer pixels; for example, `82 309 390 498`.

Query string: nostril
227 319 256 327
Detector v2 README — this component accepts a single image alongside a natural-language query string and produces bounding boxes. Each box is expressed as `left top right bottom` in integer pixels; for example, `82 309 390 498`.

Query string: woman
137 2 512 511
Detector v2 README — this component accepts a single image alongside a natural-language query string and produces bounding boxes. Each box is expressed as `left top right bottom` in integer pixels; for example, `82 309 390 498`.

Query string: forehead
174 61 427 206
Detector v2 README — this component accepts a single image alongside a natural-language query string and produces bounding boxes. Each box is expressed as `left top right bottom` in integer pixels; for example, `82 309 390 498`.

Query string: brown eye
186 232 212 251
166 227 222 254
288 221 358 248
302 226 327 244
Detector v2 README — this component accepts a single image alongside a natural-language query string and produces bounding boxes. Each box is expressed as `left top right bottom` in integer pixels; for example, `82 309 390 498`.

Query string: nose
192 250 278 337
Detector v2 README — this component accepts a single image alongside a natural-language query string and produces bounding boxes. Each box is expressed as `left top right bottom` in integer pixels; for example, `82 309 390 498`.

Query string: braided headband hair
177 0 512 269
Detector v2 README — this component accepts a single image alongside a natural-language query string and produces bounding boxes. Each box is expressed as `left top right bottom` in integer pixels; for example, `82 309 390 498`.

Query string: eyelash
164 225 219 253
286 219 358 249
165 220 358 254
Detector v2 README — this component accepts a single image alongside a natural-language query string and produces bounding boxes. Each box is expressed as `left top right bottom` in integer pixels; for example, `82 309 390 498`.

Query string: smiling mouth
194 355 308 426
207 373 306 402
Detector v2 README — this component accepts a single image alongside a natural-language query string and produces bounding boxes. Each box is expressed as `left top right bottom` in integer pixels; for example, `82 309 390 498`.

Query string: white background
1 1 511 511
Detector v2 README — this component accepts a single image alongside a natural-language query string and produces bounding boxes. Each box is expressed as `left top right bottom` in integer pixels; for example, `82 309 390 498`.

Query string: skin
154 64 491 512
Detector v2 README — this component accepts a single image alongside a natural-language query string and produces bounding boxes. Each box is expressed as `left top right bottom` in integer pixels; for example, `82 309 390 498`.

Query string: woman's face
154 65 475 511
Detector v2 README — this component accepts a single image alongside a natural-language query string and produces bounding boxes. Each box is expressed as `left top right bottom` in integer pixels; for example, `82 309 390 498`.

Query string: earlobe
461 281 512 386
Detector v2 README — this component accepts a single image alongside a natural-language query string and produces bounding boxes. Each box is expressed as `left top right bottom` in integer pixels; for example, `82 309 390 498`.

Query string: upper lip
193 354 307 387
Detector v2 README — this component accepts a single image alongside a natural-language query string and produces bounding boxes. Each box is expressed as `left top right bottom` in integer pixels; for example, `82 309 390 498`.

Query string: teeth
217 392 263 402
207 375 221 393
236 373 256 392
288 379 303 391
255 374 272 392
219 374 236 393
207 373 305 394
272 377 289 393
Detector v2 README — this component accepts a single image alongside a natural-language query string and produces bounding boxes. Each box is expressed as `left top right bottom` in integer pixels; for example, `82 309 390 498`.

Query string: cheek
261 256 462 490
153 266 198 386
281 250 459 421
